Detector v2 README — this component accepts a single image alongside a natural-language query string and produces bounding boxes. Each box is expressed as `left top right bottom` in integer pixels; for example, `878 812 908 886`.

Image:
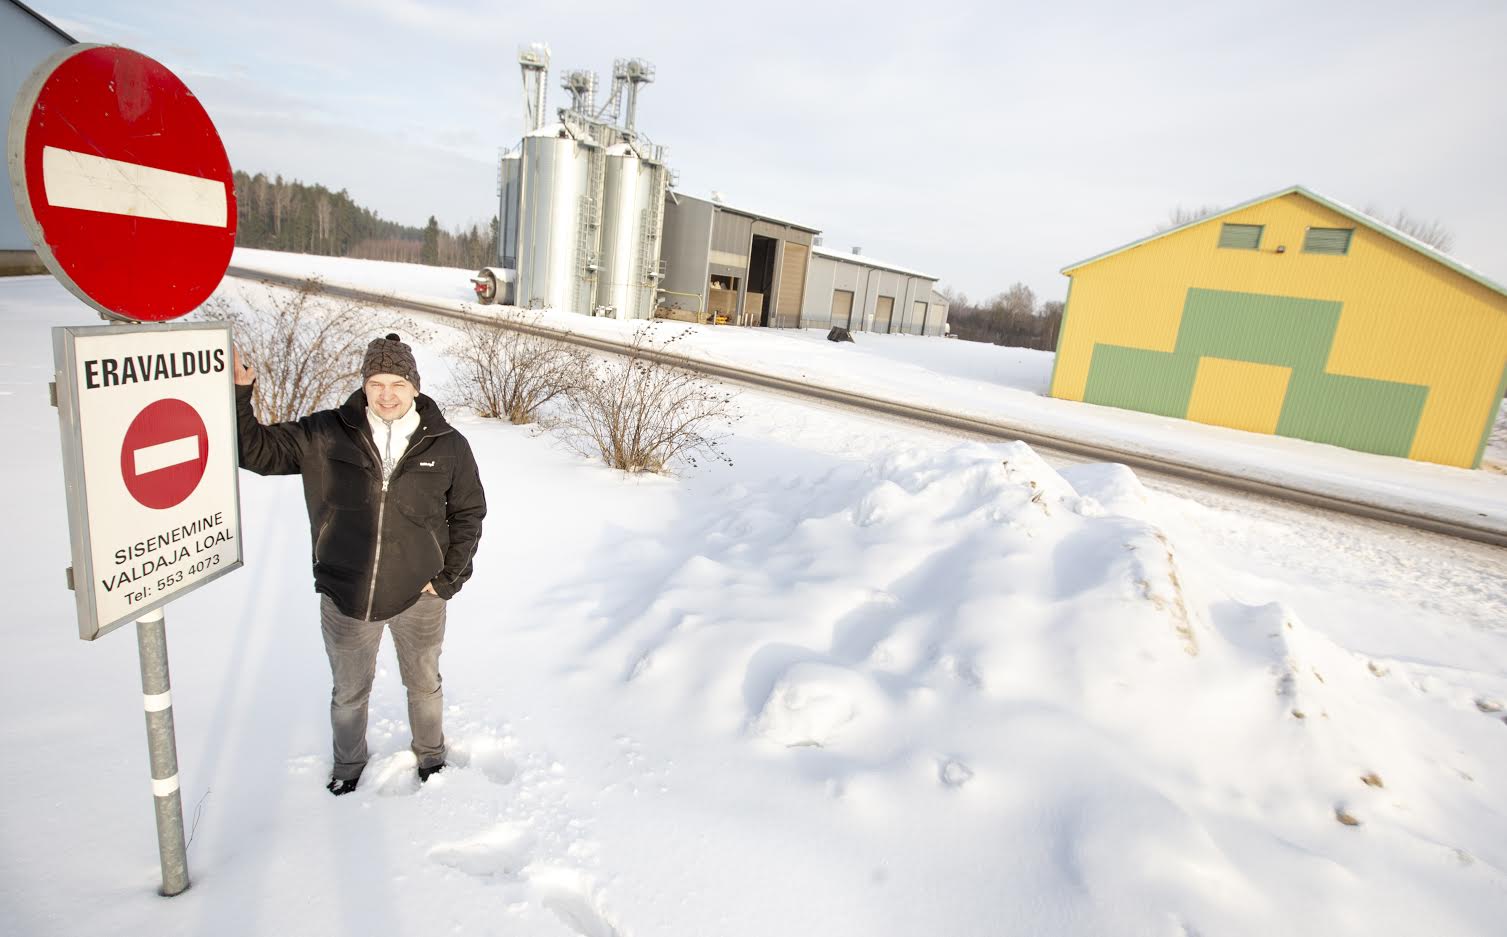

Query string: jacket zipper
349 415 449 621
353 429 387 620
365 497 389 619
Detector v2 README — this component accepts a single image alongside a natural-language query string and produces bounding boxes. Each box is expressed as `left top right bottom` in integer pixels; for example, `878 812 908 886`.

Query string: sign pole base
136 607 190 897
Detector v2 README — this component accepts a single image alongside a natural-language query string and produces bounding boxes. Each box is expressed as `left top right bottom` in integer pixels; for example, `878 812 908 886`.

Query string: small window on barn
1303 227 1353 255
1218 223 1263 250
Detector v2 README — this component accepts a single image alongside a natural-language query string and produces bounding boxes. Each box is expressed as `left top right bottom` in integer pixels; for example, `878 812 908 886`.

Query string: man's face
365 373 417 420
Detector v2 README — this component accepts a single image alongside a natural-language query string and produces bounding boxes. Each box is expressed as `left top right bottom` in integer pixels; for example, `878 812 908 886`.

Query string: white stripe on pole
151 774 180 797
133 436 200 475
143 691 173 712
42 146 228 227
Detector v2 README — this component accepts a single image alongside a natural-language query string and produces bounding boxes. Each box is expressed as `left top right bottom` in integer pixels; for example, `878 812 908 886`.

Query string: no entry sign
7 44 236 322
54 323 243 640
121 399 210 510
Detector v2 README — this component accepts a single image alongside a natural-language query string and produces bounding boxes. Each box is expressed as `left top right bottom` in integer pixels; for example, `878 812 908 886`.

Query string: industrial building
802 246 948 336
1 0 74 275
658 193 817 328
656 197 949 336
1050 185 1507 468
485 44 945 337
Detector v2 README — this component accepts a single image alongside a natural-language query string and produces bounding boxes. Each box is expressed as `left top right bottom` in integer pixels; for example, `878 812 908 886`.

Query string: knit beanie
362 333 420 390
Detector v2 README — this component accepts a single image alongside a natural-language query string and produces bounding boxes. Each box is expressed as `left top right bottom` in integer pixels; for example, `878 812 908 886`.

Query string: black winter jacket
235 384 487 621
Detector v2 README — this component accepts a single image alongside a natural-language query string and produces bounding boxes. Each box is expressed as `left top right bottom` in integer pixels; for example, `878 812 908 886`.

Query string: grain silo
488 46 669 318
599 142 668 319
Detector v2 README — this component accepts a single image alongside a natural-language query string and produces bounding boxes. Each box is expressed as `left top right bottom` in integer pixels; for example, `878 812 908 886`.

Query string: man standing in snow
233 334 486 796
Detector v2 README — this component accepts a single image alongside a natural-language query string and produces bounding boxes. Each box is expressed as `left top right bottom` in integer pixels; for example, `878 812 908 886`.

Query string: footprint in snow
421 731 620 933
428 824 534 880
447 736 519 785
532 866 624 937
428 835 622 936
939 758 974 789
285 755 323 776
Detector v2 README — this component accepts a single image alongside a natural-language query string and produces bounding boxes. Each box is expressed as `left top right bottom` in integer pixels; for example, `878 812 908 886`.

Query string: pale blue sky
32 0 1507 302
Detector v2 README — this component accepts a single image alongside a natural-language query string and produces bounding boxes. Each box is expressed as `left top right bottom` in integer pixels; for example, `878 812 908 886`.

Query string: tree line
232 170 498 269
938 283 1065 351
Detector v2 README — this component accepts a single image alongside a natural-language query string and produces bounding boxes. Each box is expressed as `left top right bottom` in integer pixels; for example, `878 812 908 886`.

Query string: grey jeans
320 593 447 780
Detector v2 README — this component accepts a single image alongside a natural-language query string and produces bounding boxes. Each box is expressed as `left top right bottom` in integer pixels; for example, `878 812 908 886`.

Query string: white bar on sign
42 146 228 227
134 436 200 475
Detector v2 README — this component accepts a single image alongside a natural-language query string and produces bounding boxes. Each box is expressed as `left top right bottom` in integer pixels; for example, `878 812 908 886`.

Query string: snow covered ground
4 266 1507 937
1486 399 1507 472
230 248 1507 533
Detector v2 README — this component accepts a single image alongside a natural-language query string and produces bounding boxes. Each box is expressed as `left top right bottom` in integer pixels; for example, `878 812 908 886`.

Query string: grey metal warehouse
802 246 949 336
658 193 818 329
1 0 74 276
658 195 951 336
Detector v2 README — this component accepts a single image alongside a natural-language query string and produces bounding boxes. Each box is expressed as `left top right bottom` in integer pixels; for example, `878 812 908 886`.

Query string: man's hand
422 582 438 595
233 346 255 386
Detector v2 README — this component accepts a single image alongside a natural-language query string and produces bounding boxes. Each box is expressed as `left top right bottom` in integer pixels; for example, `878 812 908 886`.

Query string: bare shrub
446 311 588 423
1155 204 1222 233
199 277 432 422
1363 204 1455 253
558 325 738 474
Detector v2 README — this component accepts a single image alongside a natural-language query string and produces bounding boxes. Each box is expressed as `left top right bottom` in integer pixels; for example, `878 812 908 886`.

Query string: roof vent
851 246 862 255
710 190 725 204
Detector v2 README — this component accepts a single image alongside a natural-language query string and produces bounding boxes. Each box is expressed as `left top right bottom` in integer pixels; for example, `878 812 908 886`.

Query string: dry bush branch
199 277 432 422
446 311 588 424
558 325 739 474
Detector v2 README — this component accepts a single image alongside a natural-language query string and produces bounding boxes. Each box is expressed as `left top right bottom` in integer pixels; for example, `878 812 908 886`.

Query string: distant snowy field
4 265 1506 937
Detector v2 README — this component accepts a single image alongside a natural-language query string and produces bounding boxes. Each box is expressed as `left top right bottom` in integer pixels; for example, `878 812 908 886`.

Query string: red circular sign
120 399 209 510
8 45 236 322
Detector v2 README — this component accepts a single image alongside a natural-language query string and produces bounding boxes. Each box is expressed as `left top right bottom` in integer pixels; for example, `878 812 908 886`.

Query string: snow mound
550 440 1506 922
569 440 1218 746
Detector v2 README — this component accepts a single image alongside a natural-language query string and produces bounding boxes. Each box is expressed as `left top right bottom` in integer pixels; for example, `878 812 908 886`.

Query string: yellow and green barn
1049 186 1507 468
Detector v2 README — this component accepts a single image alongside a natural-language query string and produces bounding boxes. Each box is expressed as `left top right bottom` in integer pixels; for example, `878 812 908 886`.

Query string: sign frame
53 320 244 640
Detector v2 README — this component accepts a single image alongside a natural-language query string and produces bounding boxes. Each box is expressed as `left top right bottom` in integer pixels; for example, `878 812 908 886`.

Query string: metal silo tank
498 149 521 268
598 145 641 318
599 148 668 319
634 160 667 318
517 131 599 313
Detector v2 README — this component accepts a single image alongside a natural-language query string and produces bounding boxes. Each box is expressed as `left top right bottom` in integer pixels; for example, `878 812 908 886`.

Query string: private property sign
54 324 243 639
6 43 245 641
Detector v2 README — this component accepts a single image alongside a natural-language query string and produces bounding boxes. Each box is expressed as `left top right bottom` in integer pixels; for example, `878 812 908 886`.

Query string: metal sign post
137 608 189 896
10 44 241 897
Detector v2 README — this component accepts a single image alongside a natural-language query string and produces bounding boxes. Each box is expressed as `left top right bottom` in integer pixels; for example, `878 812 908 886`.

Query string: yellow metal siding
1051 192 1507 467
1188 358 1292 435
